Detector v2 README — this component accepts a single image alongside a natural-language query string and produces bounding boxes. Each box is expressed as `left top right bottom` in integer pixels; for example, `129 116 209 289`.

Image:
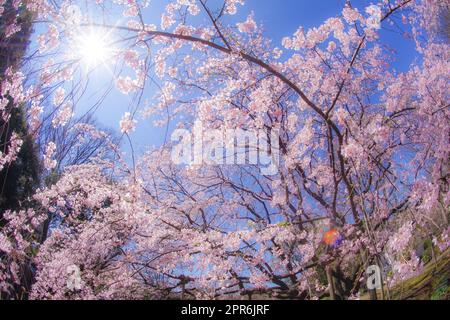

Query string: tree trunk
326 265 336 300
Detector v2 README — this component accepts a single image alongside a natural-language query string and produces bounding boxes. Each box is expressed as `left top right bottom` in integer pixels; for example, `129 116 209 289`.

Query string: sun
74 29 115 68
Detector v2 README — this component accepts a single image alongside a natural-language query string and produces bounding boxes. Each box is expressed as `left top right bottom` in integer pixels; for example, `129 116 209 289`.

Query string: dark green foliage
420 238 433 265
0 2 40 220
0 105 41 214
0 1 33 74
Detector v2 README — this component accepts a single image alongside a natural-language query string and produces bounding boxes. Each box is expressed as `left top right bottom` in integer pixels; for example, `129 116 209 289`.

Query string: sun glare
75 30 114 68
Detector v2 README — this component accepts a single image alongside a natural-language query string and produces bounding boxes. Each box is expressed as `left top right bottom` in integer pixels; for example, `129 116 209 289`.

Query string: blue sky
38 0 418 157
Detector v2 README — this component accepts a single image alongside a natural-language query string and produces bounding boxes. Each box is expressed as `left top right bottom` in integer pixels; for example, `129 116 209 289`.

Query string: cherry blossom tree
0 0 448 300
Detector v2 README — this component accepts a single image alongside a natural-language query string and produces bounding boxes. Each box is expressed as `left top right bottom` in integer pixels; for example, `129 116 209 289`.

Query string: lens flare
323 229 343 247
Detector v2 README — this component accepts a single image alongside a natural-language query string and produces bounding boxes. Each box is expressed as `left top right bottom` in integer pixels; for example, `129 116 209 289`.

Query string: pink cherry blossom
43 141 57 170
0 0 448 301
237 14 256 33
119 112 137 134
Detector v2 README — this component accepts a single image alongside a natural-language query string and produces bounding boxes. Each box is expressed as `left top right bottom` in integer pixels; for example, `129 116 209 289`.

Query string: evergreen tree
0 1 40 220
0 1 40 299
